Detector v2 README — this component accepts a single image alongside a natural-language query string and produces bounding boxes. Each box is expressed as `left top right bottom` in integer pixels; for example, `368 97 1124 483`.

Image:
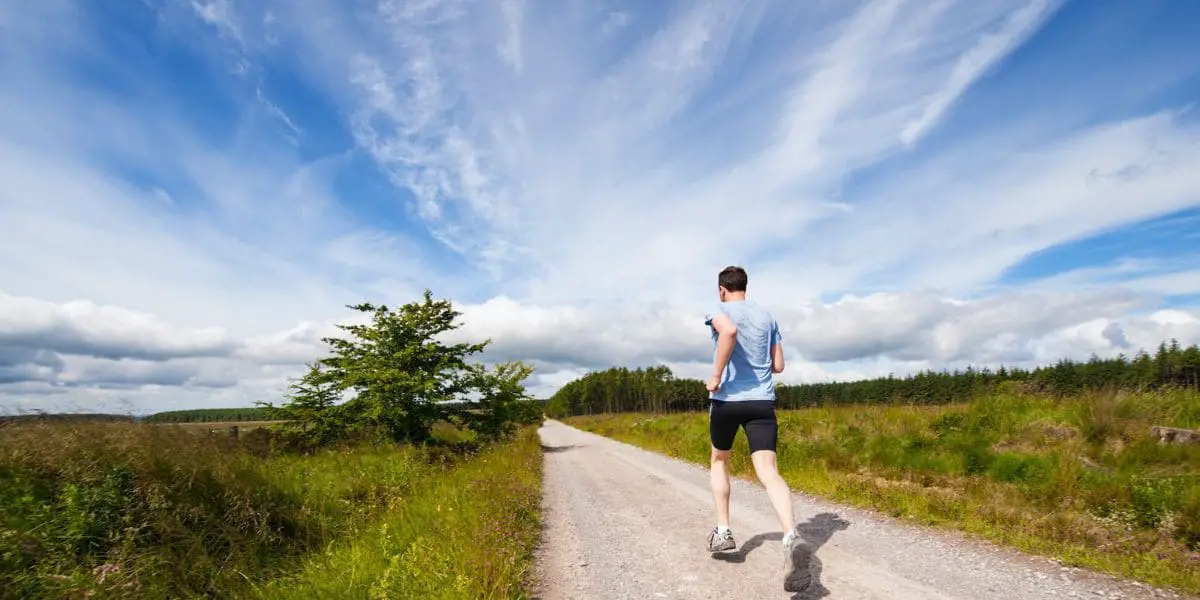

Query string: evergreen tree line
545 339 1200 417
142 408 275 423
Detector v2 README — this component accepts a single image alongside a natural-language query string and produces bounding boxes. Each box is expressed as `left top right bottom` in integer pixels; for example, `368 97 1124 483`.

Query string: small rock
1151 425 1200 445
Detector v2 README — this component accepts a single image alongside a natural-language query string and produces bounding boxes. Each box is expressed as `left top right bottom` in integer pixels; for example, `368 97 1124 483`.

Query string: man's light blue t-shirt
704 300 781 401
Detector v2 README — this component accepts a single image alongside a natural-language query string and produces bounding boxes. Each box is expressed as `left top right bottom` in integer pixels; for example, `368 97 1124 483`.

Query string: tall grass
254 426 543 600
567 389 1200 595
0 420 543 599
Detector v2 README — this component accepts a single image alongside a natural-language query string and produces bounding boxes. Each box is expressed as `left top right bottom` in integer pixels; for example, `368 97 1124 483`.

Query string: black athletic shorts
709 399 778 453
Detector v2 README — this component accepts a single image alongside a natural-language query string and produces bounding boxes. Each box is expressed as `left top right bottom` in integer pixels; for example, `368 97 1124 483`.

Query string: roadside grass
566 389 1200 595
252 426 543 600
0 419 542 600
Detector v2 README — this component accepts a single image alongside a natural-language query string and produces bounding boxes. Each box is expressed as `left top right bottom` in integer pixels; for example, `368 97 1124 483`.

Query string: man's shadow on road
711 512 851 599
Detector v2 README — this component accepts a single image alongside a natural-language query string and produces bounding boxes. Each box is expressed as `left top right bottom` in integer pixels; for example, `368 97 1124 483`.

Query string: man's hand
706 375 721 393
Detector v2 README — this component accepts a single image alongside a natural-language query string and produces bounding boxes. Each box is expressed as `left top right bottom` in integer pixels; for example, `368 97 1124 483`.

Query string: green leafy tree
452 361 537 441
263 290 533 445
262 363 348 447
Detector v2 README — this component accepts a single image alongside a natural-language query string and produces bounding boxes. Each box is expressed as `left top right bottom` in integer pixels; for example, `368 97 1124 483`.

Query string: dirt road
533 420 1191 600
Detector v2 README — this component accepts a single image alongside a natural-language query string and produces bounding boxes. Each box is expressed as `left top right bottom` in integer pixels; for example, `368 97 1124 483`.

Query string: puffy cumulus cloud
0 291 265 412
236 321 346 366
449 289 1200 386
519 366 591 400
3 286 1200 412
0 373 290 416
0 366 53 387
1098 310 1200 352
0 350 308 415
780 289 1151 363
445 297 707 370
57 356 241 390
0 290 237 362
0 348 64 385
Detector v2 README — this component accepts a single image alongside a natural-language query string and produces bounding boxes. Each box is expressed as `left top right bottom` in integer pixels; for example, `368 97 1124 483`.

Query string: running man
703 266 808 593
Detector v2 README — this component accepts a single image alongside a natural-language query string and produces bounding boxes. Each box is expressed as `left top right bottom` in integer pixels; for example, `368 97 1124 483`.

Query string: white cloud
237 321 346 366
191 0 242 45
498 0 525 74
746 110 1200 302
59 356 240 389
447 296 704 369
454 288 1200 392
1122 270 1200 296
264 0 1197 310
899 0 1063 146
2 0 1199 412
2 283 1197 413
0 290 236 361
780 289 1152 364
602 10 631 35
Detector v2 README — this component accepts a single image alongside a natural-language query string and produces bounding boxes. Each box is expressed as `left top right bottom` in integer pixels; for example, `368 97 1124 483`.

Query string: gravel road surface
532 419 1193 600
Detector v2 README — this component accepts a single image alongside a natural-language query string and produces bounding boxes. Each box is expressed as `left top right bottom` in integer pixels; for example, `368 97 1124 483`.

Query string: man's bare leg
751 450 795 534
707 447 737 552
753 449 810 592
711 447 732 526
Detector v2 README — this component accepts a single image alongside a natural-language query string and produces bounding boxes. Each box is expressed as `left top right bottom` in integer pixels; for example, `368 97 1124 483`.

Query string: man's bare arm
710 313 738 383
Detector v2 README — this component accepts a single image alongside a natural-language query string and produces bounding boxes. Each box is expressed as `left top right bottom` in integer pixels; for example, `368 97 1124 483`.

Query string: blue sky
1001 207 1200 290
1 0 1199 413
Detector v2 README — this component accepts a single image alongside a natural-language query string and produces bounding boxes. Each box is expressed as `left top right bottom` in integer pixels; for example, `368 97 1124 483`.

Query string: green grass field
0 420 542 599
567 389 1200 595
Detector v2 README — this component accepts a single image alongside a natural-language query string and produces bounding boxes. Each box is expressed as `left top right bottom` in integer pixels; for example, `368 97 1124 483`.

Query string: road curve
531 420 1192 600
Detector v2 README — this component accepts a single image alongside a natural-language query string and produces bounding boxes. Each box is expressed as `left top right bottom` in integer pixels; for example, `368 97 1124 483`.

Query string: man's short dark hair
718 266 748 292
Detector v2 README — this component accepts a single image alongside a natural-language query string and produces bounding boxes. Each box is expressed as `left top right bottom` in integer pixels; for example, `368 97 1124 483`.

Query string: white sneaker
707 527 736 553
783 529 811 592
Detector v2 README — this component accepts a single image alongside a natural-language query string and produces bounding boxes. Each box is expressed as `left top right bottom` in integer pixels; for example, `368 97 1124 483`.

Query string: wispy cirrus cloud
899 0 1063 146
2 0 1200 413
268 0 1095 303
